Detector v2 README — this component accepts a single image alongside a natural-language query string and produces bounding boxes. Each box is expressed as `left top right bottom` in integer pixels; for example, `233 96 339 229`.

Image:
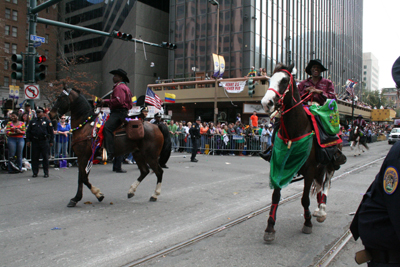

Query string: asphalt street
0 141 392 267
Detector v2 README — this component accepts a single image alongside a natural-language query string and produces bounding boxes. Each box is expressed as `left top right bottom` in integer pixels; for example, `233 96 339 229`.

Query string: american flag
345 79 357 97
145 87 163 109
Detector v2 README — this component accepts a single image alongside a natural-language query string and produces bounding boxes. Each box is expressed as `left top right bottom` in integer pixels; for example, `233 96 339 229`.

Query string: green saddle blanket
270 132 314 189
308 99 340 135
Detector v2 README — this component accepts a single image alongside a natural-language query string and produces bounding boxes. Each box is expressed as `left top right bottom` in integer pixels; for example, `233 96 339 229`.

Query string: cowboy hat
109 68 130 83
305 59 328 76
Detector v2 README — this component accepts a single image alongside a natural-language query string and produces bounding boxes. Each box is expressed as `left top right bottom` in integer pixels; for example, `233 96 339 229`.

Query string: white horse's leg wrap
128 180 141 195
151 183 162 199
91 186 102 198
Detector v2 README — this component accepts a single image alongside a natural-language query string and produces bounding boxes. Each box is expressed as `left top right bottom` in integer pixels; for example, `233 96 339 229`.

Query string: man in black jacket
189 117 201 162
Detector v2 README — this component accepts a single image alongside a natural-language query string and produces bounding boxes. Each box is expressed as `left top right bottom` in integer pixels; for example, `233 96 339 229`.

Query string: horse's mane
70 88 95 118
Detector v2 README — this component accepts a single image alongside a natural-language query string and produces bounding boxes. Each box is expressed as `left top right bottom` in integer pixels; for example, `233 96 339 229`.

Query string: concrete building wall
362 52 379 91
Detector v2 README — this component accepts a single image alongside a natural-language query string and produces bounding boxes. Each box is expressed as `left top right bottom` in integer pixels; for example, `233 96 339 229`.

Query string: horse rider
99 68 133 161
189 116 201 162
260 59 341 163
353 114 367 132
26 107 54 178
350 141 400 266
298 59 336 106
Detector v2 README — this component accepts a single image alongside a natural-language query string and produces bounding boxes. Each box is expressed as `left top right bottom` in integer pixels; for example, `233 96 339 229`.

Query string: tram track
120 156 385 267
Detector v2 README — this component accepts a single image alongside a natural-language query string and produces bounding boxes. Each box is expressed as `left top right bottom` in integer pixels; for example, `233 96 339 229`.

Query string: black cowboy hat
305 59 328 75
391 56 400 88
109 68 130 83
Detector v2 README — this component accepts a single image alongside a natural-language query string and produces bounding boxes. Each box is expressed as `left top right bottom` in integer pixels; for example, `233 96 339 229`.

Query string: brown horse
261 63 340 242
350 126 369 156
49 88 171 207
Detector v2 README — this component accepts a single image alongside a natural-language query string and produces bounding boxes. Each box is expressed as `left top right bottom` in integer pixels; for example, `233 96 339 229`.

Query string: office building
362 52 379 92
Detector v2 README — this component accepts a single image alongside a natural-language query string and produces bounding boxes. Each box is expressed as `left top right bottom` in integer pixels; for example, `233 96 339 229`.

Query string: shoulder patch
383 166 398 195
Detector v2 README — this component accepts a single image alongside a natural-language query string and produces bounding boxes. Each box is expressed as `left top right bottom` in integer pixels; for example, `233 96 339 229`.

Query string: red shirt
250 114 258 127
104 82 133 110
298 77 336 105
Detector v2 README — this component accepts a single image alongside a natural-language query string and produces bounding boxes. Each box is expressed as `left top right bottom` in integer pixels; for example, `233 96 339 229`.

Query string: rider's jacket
353 118 366 129
298 77 336 106
103 82 133 111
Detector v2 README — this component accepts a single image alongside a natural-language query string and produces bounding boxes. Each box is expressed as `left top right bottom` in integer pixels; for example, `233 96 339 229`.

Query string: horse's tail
158 123 171 166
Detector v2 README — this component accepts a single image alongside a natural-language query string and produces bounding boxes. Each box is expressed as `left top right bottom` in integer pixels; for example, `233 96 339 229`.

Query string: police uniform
350 141 400 266
26 108 54 178
151 113 162 125
189 117 201 162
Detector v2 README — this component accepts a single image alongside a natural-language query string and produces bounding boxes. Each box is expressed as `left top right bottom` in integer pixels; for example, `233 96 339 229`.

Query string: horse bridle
267 69 311 116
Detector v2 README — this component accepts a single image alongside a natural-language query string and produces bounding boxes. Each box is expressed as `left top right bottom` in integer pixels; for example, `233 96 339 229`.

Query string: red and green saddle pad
308 99 340 135
270 132 314 189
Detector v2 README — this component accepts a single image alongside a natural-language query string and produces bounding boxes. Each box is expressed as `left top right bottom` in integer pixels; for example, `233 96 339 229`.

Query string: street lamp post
209 0 219 123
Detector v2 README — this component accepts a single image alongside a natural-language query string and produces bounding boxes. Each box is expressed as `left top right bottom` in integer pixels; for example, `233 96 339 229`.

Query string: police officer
26 107 54 178
350 141 400 266
151 112 162 125
138 106 149 122
189 116 201 162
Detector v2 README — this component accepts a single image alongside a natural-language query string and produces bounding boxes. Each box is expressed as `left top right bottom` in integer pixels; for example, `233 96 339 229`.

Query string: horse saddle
113 115 144 141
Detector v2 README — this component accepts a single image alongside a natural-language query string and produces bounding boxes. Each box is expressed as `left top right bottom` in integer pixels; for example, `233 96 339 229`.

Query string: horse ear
287 63 297 75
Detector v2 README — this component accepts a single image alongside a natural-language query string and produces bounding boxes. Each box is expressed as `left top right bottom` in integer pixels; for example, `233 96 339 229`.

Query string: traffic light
248 78 255 97
11 54 23 81
112 30 132 40
34 54 46 81
161 42 177 50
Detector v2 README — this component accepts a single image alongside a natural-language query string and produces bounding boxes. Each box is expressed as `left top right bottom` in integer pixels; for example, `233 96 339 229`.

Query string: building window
26 29 29 40
4 60 9 70
45 34 49 43
363 71 367 75
364 65 367 69
12 44 17 54
4 77 9 87
5 25 10 35
45 49 49 58
12 0 18 3
12 10 18 21
11 78 16 85
5 8 11 19
363 77 366 81
12 26 17 37
5 43 10 53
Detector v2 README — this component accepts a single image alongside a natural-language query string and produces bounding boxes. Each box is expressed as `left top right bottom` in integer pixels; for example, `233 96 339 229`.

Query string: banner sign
212 53 220 78
9 85 20 99
218 55 225 78
219 81 247 93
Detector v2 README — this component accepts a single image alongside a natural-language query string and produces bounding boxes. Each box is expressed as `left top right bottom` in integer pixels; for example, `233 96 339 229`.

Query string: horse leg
301 176 313 234
148 160 164 202
313 168 333 223
127 154 149 199
264 188 281 243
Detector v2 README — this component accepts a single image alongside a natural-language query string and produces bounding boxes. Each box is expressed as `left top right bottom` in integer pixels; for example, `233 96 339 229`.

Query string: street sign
33 41 42 48
24 84 40 100
30 35 45 43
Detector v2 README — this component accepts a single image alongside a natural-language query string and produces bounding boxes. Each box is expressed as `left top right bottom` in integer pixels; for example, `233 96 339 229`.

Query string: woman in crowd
6 111 26 173
56 115 71 160
200 121 209 154
185 122 192 153
177 122 185 152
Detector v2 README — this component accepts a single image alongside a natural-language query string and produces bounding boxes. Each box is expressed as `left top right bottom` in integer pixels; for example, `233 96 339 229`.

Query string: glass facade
169 0 363 92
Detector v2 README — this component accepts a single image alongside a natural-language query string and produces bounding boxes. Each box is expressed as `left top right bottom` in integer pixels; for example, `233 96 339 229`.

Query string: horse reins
267 69 313 146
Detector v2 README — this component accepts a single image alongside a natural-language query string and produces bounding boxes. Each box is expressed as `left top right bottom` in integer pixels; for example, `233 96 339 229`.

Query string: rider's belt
111 108 128 113
366 248 400 264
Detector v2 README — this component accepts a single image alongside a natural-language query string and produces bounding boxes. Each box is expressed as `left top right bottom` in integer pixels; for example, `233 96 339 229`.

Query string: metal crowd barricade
0 132 78 165
171 132 265 156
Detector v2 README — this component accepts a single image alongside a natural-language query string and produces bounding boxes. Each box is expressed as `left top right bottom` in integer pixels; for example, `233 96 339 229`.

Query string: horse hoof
127 193 134 199
97 194 104 202
67 199 77 207
316 215 327 223
302 225 312 234
264 232 275 243
149 197 157 202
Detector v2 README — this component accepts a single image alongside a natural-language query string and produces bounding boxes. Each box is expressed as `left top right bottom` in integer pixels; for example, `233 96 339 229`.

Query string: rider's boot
259 145 272 162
